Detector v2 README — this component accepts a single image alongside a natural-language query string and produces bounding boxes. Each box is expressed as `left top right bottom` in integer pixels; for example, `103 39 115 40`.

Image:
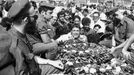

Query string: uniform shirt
36 14 55 39
8 27 34 75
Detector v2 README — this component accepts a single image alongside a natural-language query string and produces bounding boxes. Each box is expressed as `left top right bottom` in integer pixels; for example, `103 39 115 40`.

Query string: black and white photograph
0 0 134 75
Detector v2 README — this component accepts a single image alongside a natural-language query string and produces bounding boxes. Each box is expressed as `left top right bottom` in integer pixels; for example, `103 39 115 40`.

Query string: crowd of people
1 0 134 75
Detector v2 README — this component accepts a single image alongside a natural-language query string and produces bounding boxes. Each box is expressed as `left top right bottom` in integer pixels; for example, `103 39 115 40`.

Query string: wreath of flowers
57 39 134 75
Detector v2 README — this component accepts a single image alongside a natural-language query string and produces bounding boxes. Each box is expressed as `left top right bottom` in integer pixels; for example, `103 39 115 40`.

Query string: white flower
73 44 76 46
71 50 77 53
65 45 69 48
90 68 96 74
86 64 91 68
111 58 119 66
115 66 121 73
66 61 73 65
112 66 121 75
63 49 67 52
121 63 127 67
83 66 89 73
106 65 112 70
99 68 106 72
66 51 71 53
83 43 87 46
85 50 90 53
79 51 84 54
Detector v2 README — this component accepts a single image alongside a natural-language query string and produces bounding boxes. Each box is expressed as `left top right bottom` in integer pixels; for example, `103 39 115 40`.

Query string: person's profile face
47 10 53 19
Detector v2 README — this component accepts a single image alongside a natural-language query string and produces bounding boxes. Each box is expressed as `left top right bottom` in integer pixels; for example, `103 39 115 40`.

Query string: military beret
7 0 29 19
39 1 55 10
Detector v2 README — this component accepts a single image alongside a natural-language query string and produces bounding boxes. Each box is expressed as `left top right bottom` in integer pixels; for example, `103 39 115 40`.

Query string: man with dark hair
27 1 57 51
93 24 101 33
82 17 91 26
0 0 41 75
53 11 72 39
26 1 63 75
81 17 95 36
83 8 89 17
87 24 102 44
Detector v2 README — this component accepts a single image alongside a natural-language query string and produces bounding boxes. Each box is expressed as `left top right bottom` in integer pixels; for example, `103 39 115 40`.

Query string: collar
10 27 26 39
120 17 126 25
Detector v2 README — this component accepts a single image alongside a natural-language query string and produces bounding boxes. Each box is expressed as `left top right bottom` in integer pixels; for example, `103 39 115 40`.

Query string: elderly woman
56 26 87 43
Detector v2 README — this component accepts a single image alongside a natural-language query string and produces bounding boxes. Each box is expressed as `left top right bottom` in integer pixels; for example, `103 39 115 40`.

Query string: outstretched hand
110 47 116 54
122 49 131 60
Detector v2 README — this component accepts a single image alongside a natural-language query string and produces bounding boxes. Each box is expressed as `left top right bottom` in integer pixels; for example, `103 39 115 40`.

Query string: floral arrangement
58 39 134 75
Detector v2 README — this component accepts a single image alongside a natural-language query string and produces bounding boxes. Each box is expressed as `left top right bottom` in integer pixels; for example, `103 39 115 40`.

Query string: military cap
7 0 29 19
39 1 55 10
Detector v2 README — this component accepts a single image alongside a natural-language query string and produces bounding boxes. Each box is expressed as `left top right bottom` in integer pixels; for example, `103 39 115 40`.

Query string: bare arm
115 40 127 49
40 34 52 43
122 34 134 51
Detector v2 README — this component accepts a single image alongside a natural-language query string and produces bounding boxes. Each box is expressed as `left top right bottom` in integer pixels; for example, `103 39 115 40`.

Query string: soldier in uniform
1 0 40 75
26 1 63 75
36 1 56 43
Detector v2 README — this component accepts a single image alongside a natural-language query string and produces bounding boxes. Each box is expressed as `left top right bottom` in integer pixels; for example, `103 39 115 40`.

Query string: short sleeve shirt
36 15 55 38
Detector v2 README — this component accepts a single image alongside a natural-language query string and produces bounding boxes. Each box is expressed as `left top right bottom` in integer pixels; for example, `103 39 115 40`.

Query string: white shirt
90 19 106 33
56 33 87 42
